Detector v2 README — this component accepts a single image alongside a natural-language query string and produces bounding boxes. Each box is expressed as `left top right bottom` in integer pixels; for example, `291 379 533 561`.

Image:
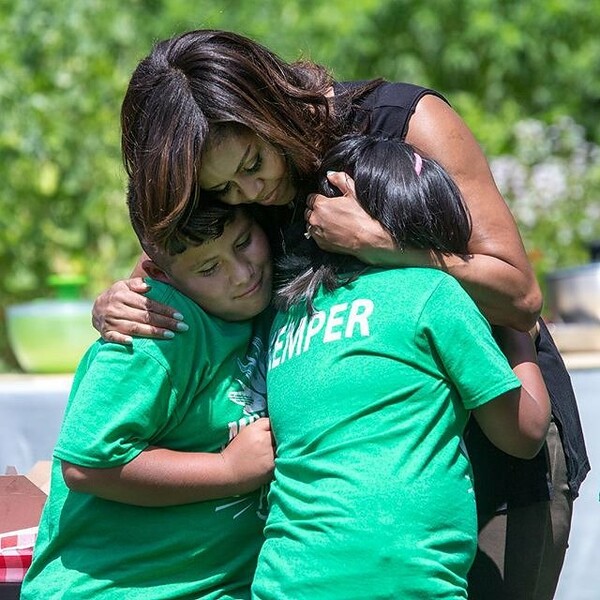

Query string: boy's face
158 211 272 321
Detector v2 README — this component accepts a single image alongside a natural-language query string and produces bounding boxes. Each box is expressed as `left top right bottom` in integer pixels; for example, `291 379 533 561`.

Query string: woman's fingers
98 312 189 343
124 277 151 294
101 329 134 346
326 170 356 197
92 278 189 342
102 302 189 339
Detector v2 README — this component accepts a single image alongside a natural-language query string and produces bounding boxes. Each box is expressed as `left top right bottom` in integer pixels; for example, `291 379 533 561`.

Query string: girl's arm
61 418 275 506
307 95 542 332
471 326 550 458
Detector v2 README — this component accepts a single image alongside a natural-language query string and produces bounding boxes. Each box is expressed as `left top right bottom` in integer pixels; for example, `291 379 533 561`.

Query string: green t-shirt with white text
253 267 520 600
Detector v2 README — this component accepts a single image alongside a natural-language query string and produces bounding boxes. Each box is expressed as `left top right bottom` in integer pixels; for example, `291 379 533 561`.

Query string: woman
95 29 588 599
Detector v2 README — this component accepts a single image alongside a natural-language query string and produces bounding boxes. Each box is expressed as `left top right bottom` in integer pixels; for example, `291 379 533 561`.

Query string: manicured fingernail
173 312 184 321
176 322 189 332
123 336 133 345
163 330 175 339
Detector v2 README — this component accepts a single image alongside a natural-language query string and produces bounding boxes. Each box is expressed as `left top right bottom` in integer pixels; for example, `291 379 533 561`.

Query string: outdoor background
1 0 600 371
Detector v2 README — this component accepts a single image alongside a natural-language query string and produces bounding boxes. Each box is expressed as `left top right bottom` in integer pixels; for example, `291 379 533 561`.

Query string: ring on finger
304 225 314 239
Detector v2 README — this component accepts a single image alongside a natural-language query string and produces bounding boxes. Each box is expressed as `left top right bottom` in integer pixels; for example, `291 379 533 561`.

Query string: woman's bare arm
307 95 542 331
407 95 542 329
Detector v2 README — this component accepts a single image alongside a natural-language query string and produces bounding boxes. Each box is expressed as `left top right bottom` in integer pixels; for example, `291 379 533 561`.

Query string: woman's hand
305 171 395 259
305 171 470 273
92 278 188 344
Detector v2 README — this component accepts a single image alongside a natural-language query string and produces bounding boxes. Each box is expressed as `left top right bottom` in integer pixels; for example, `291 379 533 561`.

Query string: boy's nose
231 260 254 286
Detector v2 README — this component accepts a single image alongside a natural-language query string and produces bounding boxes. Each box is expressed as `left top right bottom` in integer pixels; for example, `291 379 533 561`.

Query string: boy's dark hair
275 134 473 311
126 180 238 267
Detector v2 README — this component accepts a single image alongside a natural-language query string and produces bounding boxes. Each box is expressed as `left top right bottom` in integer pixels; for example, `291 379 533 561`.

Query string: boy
21 197 275 599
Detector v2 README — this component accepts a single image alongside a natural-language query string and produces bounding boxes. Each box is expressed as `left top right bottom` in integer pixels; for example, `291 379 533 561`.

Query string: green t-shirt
252 268 521 600
22 280 270 600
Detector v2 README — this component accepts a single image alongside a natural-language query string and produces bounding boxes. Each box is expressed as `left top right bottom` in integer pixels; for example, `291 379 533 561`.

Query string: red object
0 472 47 584
0 527 37 582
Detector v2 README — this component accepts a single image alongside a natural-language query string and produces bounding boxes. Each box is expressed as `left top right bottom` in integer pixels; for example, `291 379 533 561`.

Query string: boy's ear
142 259 171 284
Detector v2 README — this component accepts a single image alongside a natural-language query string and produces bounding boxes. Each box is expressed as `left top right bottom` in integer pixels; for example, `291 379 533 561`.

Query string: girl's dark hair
122 29 339 250
275 135 472 311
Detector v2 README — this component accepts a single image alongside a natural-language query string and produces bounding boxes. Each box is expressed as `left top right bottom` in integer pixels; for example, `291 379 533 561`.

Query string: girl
252 135 550 599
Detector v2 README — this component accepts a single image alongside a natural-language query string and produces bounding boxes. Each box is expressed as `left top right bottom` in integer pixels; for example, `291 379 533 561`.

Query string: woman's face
199 129 296 207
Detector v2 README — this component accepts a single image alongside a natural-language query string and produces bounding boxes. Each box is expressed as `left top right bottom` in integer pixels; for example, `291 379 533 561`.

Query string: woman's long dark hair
275 134 472 311
121 29 381 251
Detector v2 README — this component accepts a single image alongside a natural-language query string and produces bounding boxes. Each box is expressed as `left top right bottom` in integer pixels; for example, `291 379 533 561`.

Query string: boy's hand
221 417 275 493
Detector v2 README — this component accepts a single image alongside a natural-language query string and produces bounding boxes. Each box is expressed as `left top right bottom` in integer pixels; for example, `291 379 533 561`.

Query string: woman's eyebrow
206 144 252 191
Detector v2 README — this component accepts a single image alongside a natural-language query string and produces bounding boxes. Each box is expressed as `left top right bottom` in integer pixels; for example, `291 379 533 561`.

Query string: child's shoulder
362 267 462 293
355 267 474 316
144 278 224 328
145 278 199 315
142 278 254 346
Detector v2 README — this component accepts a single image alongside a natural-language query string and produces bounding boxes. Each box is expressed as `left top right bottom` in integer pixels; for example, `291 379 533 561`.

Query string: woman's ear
142 259 171 284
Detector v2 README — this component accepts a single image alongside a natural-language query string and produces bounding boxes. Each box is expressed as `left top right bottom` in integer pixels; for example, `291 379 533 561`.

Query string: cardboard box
0 462 50 535
22 462 51 497
0 462 50 588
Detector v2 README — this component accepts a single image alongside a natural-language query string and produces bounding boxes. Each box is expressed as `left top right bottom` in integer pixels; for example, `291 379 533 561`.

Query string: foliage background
1 0 599 371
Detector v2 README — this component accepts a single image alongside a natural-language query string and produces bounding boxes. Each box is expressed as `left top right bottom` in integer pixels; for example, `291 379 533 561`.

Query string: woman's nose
237 175 264 202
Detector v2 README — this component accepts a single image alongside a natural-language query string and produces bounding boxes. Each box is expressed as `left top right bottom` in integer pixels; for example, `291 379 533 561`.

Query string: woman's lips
259 186 279 206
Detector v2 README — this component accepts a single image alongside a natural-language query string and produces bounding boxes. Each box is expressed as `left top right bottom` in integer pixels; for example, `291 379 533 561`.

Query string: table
555 367 600 600
0 367 598 598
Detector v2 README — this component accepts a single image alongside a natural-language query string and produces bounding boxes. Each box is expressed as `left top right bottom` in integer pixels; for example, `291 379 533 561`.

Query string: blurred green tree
1 0 599 370
328 0 600 153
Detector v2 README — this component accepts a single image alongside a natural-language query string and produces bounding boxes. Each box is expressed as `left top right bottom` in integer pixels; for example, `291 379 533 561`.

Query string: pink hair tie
414 152 423 176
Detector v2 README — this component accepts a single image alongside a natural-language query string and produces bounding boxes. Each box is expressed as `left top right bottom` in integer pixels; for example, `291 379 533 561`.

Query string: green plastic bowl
6 300 99 374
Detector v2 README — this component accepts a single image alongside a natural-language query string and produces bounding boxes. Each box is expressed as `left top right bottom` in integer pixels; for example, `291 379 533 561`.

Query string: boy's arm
472 327 551 459
62 418 275 506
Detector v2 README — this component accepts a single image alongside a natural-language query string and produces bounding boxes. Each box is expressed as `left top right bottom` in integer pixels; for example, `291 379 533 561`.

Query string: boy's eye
236 233 252 250
197 263 218 277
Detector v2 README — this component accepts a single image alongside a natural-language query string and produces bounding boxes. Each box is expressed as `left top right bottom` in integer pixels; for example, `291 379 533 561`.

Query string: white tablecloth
0 375 72 474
